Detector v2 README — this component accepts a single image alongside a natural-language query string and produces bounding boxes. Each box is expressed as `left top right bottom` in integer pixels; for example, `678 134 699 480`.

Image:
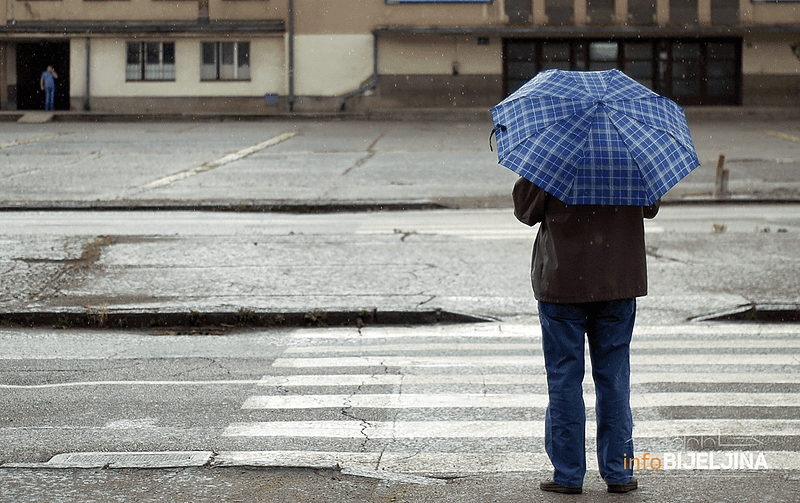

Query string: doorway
16 42 70 111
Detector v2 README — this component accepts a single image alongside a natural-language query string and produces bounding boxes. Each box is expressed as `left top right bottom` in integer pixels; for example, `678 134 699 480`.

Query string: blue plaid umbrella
491 69 700 206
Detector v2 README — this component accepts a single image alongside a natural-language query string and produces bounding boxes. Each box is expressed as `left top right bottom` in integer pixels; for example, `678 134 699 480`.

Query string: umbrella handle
489 125 506 152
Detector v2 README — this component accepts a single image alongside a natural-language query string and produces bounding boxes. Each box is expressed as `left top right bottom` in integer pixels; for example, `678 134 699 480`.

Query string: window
711 0 738 24
589 42 618 70
126 42 175 81
670 0 699 24
587 0 615 25
624 42 654 89
629 0 657 24
201 42 250 81
545 0 574 24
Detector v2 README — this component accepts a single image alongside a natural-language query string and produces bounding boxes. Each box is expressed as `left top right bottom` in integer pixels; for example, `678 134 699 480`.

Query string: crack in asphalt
341 360 396 454
646 246 688 264
418 295 436 306
341 129 388 177
340 383 372 452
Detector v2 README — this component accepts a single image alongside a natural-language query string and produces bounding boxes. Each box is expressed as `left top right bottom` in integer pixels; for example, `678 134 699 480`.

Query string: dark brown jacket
513 177 660 304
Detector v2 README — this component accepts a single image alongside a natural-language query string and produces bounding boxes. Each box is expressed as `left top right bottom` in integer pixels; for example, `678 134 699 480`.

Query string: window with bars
126 42 175 81
201 42 250 81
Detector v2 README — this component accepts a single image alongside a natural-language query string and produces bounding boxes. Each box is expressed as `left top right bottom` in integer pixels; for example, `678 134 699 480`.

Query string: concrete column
0 44 6 109
698 0 711 24
739 0 754 24
656 0 670 25
533 0 547 24
616 0 629 24
198 0 210 23
574 0 588 25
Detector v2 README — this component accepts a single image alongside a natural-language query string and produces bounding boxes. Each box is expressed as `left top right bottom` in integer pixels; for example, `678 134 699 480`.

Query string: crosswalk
221 322 800 476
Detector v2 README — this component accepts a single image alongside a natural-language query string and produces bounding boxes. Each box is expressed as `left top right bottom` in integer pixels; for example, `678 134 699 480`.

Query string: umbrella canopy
491 69 700 206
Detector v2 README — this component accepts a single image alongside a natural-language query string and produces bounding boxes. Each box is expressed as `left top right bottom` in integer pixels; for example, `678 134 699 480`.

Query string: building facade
0 0 798 113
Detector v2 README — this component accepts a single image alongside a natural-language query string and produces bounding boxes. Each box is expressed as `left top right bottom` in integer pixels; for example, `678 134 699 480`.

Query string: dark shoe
607 477 638 493
540 480 582 494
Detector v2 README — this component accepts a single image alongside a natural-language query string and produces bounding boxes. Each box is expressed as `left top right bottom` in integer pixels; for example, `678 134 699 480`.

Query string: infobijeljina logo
623 433 769 470
623 451 769 470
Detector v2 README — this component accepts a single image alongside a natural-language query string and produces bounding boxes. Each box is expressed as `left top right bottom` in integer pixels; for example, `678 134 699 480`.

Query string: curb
1 451 448 485
0 200 448 213
3 106 800 123
0 197 799 214
0 309 494 331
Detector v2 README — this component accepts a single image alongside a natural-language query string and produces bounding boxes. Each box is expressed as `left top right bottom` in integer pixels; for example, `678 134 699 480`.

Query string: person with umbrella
491 69 699 494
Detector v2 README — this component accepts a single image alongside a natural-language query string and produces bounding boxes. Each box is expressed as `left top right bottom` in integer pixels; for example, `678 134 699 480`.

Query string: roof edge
0 20 285 35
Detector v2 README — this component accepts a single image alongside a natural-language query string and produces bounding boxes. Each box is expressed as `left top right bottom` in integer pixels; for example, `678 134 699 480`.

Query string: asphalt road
0 206 799 323
2 320 800 502
1 116 800 501
1 117 799 209
1 208 799 502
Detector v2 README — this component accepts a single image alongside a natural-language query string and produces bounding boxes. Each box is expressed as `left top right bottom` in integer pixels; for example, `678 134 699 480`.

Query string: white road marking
2 371 796 390
292 324 800 339
141 130 299 189
223 419 800 439
271 354 800 368
283 339 800 354
241 392 800 410
0 132 64 149
214 450 800 473
763 130 800 143
0 380 263 390
256 372 800 387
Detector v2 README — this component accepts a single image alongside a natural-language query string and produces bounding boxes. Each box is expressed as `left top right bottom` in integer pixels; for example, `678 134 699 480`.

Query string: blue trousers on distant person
539 299 636 487
44 87 55 110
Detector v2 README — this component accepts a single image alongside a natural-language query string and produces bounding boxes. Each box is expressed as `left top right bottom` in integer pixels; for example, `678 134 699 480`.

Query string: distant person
40 65 58 111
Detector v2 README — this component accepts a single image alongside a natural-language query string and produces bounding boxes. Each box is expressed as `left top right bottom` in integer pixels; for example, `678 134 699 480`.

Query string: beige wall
293 0 505 34
3 0 284 22
72 37 285 100
743 40 800 76
70 38 86 98
3 0 800 28
294 34 373 95
378 35 501 76
750 3 800 25
7 0 194 21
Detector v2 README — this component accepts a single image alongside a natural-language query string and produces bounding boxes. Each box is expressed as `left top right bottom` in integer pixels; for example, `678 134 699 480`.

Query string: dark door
16 42 70 111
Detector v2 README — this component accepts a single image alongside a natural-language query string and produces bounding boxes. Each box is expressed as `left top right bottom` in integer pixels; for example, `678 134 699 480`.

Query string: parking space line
762 130 800 143
141 130 300 189
0 133 64 150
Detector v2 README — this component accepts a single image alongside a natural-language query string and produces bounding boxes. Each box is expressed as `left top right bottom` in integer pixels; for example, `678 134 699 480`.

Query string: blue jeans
539 299 636 487
45 87 55 110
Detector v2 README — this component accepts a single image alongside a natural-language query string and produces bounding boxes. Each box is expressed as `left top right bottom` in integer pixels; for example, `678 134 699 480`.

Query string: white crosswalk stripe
223 323 800 475
241 392 800 409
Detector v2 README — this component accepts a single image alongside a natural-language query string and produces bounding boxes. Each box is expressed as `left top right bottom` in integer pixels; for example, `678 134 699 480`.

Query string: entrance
503 38 742 106
16 42 70 111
